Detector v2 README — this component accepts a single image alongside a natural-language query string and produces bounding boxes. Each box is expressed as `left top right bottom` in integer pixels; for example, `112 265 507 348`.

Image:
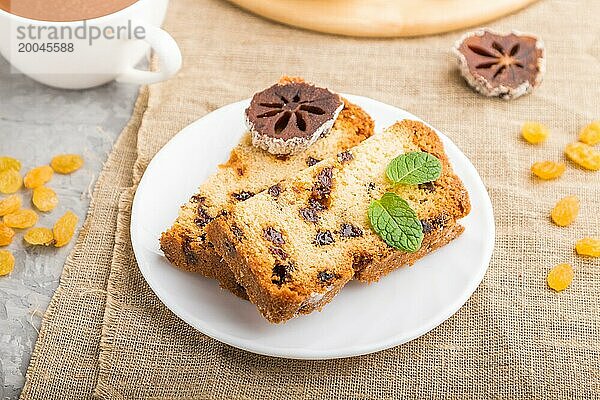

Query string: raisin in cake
206 120 471 323
159 79 374 298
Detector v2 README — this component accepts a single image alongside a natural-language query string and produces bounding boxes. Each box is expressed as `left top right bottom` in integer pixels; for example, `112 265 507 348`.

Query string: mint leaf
368 193 423 252
386 151 442 185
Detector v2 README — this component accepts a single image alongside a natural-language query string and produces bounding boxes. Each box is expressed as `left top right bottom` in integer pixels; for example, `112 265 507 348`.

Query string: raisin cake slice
159 82 374 298
206 120 471 323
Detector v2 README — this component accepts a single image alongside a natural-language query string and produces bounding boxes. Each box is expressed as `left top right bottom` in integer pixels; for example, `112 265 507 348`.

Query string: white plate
131 95 495 360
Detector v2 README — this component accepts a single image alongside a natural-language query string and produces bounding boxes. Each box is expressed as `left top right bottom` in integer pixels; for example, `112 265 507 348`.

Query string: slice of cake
206 120 471 323
159 77 374 298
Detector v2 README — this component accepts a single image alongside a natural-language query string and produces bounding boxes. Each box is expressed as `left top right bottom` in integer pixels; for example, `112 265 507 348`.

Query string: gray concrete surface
0 56 139 400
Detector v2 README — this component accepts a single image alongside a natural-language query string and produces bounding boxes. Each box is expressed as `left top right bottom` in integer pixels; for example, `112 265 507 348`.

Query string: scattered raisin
300 196 328 223
299 207 319 223
565 142 600 171
190 194 206 204
24 227 54 246
575 237 600 257
315 167 333 190
314 230 334 246
0 222 15 246
551 196 579 227
268 184 281 198
231 191 254 201
579 121 600 146
418 182 436 193
53 210 78 247
32 186 58 212
531 161 566 180
269 246 288 260
272 262 294 286
182 237 197 264
23 166 53 189
339 223 363 238
306 157 321 167
312 167 333 204
0 157 21 172
422 214 448 232
0 169 23 194
4 209 38 229
317 271 335 283
194 206 213 228
337 151 353 163
308 198 325 212
420 219 434 234
0 250 15 276
231 224 245 240
521 121 549 144
263 227 285 245
547 263 574 292
50 154 84 174
352 253 372 273
0 195 22 216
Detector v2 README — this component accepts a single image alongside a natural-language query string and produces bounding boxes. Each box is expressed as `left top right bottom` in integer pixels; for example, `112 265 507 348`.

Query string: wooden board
227 0 539 37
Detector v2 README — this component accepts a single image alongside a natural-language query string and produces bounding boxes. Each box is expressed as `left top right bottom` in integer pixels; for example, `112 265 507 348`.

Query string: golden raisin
550 196 580 227
579 121 600 146
24 227 54 246
0 157 21 172
575 237 600 257
51 154 84 174
0 195 22 216
32 186 58 212
521 121 549 144
0 169 23 194
531 161 566 180
0 222 15 246
23 166 54 189
0 250 15 276
4 209 38 229
565 142 600 171
53 210 78 247
547 263 574 292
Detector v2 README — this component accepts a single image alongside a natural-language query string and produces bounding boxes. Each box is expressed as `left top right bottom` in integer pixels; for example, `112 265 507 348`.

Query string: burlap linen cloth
19 89 148 399
21 0 599 398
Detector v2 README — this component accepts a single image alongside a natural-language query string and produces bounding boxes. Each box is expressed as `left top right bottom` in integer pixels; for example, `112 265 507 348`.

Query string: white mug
0 0 182 89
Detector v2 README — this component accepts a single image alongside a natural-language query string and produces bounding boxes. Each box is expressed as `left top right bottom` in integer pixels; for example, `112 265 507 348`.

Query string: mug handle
116 21 182 85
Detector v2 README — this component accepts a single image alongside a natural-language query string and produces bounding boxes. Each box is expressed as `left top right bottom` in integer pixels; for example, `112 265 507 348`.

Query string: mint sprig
386 151 442 185
368 193 423 252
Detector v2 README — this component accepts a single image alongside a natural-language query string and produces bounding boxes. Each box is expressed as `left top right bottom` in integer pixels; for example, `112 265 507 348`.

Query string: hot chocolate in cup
0 0 182 89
